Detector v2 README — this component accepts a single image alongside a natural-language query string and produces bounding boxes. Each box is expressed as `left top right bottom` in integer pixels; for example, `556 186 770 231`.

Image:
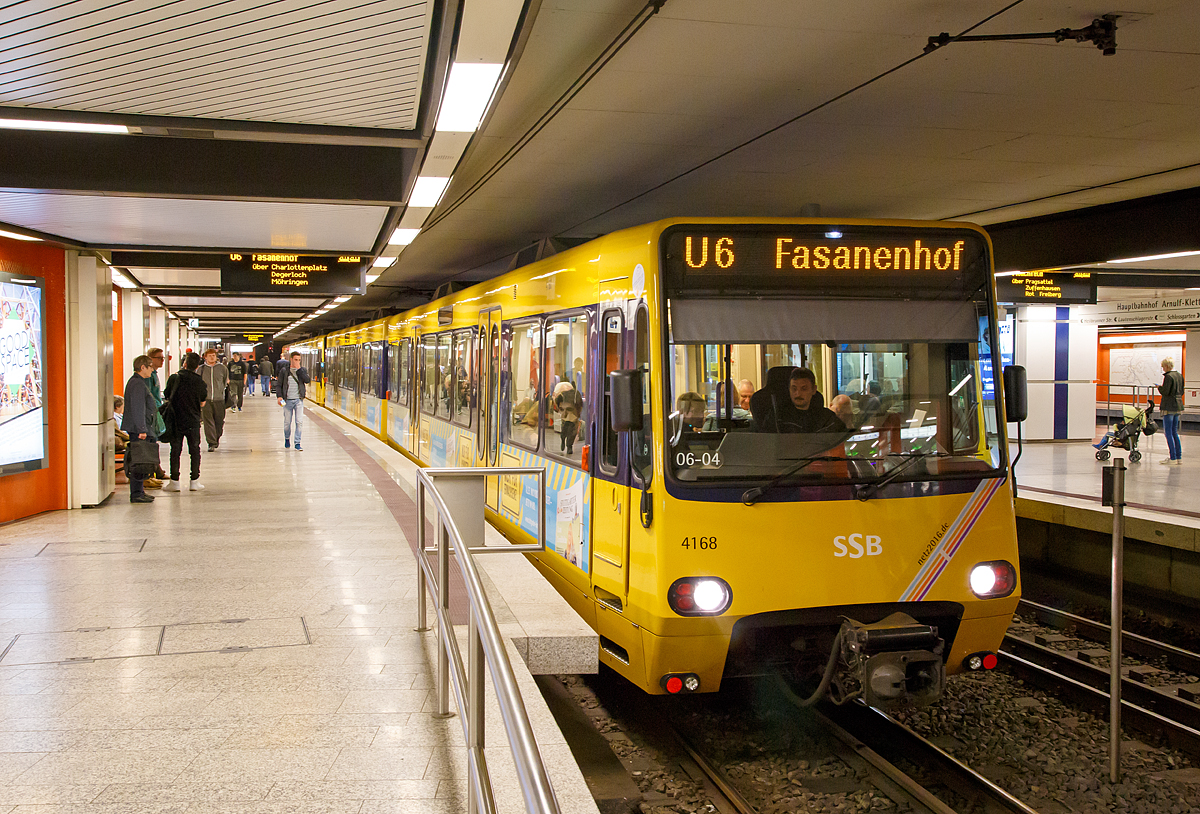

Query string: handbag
126 439 161 479
1143 420 1159 436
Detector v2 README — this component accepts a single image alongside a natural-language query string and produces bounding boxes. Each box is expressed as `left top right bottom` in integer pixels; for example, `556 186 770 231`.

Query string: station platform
1010 429 1200 604
0 396 598 814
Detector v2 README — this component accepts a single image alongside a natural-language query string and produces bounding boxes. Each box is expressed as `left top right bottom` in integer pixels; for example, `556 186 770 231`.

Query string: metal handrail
1098 381 1155 431
414 466 560 814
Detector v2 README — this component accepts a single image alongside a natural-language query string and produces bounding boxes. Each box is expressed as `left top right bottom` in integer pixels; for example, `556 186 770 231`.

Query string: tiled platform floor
0 396 596 814
1011 426 1200 532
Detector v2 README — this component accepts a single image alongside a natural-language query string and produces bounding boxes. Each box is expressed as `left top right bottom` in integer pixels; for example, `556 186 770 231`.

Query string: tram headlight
668 577 732 616
969 561 1016 599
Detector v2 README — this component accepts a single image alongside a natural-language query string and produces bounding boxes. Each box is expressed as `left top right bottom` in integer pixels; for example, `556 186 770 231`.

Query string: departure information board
996 270 1096 304
220 253 365 294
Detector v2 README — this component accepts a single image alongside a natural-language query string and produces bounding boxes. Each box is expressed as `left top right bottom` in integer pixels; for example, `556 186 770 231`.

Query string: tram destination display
221 253 365 294
996 270 1096 304
0 270 47 476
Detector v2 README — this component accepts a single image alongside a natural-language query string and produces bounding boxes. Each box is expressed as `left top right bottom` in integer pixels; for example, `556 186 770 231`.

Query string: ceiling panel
127 268 221 287
0 192 388 249
0 0 435 129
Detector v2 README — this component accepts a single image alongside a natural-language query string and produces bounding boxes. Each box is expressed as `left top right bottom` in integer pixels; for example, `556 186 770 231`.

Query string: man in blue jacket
276 351 311 451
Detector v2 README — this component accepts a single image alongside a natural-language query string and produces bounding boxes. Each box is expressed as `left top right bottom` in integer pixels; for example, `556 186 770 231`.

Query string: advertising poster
554 478 585 568
0 278 46 473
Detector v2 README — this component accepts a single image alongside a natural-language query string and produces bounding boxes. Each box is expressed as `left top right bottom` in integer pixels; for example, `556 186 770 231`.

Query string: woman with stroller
1159 358 1185 465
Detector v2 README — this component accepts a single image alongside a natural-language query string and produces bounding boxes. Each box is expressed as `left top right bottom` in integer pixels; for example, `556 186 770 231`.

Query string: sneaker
164 480 182 492
144 478 162 489
294 444 302 451
285 438 291 448
207 444 216 452
1170 459 1183 466
189 480 205 491
130 494 154 503
1160 458 1173 465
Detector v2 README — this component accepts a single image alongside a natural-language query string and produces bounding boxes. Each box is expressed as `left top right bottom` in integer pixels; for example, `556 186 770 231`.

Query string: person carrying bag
122 355 160 503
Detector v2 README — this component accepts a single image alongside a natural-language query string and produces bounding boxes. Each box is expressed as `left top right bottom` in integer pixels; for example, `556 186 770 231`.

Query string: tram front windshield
661 225 1005 486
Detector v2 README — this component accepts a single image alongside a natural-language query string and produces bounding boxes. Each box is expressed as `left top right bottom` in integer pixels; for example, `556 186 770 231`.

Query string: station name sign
220 253 365 295
996 270 1096 304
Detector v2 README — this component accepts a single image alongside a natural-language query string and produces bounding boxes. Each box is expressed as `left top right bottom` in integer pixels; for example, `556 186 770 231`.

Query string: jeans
170 426 202 481
283 398 303 443
248 377 255 394
261 374 271 395
1164 413 1182 460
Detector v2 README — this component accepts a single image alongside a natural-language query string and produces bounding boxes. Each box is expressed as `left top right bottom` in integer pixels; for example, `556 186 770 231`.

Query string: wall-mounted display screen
996 270 1096 304
0 271 47 476
220 253 365 294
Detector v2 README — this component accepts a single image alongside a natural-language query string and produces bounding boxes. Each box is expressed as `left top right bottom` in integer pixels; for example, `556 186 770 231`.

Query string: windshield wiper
742 456 847 506
855 452 945 501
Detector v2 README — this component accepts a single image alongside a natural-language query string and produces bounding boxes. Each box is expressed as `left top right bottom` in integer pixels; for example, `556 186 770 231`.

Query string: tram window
398 338 411 406
434 334 452 419
543 314 588 466
632 306 652 482
421 336 437 414
489 324 500 464
506 320 542 451
600 311 623 473
451 330 472 427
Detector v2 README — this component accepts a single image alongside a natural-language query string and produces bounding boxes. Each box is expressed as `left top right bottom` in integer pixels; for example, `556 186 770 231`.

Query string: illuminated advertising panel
0 270 47 475
220 253 365 295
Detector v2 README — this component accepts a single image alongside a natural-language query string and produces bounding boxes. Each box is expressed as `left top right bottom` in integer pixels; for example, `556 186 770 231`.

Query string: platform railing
414 466 558 814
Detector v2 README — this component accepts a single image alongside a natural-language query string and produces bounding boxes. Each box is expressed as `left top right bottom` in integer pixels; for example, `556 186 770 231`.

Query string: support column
167 318 180 376
67 253 115 507
1013 305 1097 440
148 305 166 362
122 290 145 366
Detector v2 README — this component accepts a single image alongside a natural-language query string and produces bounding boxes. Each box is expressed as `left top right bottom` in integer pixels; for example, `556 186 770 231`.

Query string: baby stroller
1094 398 1156 462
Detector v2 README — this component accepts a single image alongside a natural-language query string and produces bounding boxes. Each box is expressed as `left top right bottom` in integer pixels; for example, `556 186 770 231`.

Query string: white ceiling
0 0 435 129
390 0 1200 284
0 192 389 250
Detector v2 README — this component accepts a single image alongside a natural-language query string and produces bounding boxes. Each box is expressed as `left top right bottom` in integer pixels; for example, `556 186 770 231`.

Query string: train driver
783 368 843 433
676 391 707 430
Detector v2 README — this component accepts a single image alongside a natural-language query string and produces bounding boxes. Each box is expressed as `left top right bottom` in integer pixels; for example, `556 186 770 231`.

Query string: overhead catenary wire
562 0 1030 234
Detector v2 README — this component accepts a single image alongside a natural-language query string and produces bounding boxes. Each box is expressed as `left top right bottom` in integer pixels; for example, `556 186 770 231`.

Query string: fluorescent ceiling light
1106 250 1200 264
111 269 138 289
371 257 393 268
146 297 162 308
0 228 40 242
409 176 449 208
0 118 129 135
436 62 504 132
1099 332 1186 344
366 274 381 284
334 296 350 303
390 228 420 245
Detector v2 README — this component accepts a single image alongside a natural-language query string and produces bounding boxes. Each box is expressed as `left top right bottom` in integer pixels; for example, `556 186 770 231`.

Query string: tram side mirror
610 370 644 432
1003 365 1028 423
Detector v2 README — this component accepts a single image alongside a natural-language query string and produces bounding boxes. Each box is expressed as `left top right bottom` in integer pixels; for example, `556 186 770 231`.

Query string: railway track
1001 598 1200 760
663 676 1041 814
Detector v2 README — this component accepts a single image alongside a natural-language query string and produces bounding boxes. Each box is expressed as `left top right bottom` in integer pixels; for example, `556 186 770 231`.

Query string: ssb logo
834 533 882 559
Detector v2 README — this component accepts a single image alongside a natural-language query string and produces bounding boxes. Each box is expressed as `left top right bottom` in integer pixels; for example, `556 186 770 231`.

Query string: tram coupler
839 612 945 708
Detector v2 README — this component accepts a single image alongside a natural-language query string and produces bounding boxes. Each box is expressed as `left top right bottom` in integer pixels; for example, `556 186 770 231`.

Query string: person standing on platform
163 352 207 492
247 360 257 396
227 352 248 412
260 356 274 396
1159 357 1185 465
143 347 169 488
276 351 310 451
122 355 158 504
200 348 230 452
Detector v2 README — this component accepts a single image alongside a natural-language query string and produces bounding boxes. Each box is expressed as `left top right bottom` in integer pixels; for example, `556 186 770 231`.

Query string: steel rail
1000 636 1200 759
821 702 1042 814
415 466 558 814
1018 598 1200 677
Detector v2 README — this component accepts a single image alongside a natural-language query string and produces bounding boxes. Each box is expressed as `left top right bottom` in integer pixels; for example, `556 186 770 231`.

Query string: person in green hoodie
145 348 168 485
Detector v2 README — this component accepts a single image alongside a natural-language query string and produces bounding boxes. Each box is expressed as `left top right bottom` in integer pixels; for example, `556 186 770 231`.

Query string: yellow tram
291 218 1021 705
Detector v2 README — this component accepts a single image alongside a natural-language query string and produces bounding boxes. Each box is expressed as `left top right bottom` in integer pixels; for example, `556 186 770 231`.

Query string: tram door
476 309 501 510
590 310 629 609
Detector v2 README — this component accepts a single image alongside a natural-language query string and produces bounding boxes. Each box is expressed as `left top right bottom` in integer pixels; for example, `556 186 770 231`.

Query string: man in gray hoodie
200 348 230 452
